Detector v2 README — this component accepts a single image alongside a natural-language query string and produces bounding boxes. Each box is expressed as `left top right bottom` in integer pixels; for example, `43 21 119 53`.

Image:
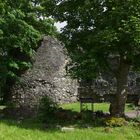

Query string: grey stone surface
78 72 140 103
12 36 77 107
79 72 140 94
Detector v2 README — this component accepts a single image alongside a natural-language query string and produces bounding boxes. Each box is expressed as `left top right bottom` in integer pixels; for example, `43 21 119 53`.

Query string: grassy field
0 118 139 140
61 102 134 112
0 119 139 140
0 103 139 140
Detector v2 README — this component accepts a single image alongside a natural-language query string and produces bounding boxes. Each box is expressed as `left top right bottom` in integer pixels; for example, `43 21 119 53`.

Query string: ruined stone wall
11 36 140 108
78 72 140 103
12 36 78 107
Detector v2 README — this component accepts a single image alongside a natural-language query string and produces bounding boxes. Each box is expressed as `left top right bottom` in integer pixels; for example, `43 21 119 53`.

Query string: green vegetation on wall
0 0 57 103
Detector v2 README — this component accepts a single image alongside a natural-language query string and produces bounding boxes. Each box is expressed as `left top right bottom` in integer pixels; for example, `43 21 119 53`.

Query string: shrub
81 110 93 121
38 96 58 122
104 117 128 127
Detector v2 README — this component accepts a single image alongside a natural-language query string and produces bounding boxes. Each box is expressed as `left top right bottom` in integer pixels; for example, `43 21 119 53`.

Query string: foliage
38 96 58 122
46 0 140 78
104 117 127 127
45 0 140 116
80 110 93 122
0 0 57 101
133 115 140 123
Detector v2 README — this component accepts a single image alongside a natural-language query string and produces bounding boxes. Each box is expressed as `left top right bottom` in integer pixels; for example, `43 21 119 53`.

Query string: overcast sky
54 21 67 32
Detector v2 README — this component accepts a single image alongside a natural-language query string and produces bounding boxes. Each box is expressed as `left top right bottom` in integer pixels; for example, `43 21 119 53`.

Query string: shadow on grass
0 106 138 132
0 107 108 132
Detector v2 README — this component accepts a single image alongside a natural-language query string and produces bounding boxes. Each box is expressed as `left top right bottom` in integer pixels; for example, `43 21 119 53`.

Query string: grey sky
54 21 67 32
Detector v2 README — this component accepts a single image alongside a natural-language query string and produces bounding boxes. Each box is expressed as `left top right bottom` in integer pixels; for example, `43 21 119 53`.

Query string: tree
0 0 57 103
47 0 140 117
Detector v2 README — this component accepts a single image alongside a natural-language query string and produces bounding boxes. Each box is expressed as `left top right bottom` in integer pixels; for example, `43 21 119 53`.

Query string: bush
81 110 93 121
38 96 58 122
104 117 128 127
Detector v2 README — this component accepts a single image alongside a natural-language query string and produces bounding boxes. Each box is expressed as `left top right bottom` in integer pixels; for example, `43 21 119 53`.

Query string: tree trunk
109 59 130 117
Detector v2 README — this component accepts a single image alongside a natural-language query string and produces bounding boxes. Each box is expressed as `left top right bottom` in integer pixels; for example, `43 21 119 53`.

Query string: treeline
0 0 57 103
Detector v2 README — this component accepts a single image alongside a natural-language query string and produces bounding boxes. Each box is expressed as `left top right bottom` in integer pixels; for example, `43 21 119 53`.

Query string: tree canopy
46 0 140 117
47 0 140 78
0 0 57 101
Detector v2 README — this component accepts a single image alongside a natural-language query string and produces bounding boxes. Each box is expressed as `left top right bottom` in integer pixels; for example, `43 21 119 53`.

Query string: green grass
61 102 134 112
0 119 139 140
0 103 139 140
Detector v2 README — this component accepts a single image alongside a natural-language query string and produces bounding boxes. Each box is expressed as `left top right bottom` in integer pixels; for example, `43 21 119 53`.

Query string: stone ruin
11 36 140 109
78 72 140 105
78 54 140 105
12 36 78 108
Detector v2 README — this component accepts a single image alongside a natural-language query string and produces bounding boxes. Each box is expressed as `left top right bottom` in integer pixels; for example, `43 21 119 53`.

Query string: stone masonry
12 36 77 107
11 36 140 108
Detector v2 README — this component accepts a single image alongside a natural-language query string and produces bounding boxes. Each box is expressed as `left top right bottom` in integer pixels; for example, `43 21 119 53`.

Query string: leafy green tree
0 0 57 103
47 0 140 117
